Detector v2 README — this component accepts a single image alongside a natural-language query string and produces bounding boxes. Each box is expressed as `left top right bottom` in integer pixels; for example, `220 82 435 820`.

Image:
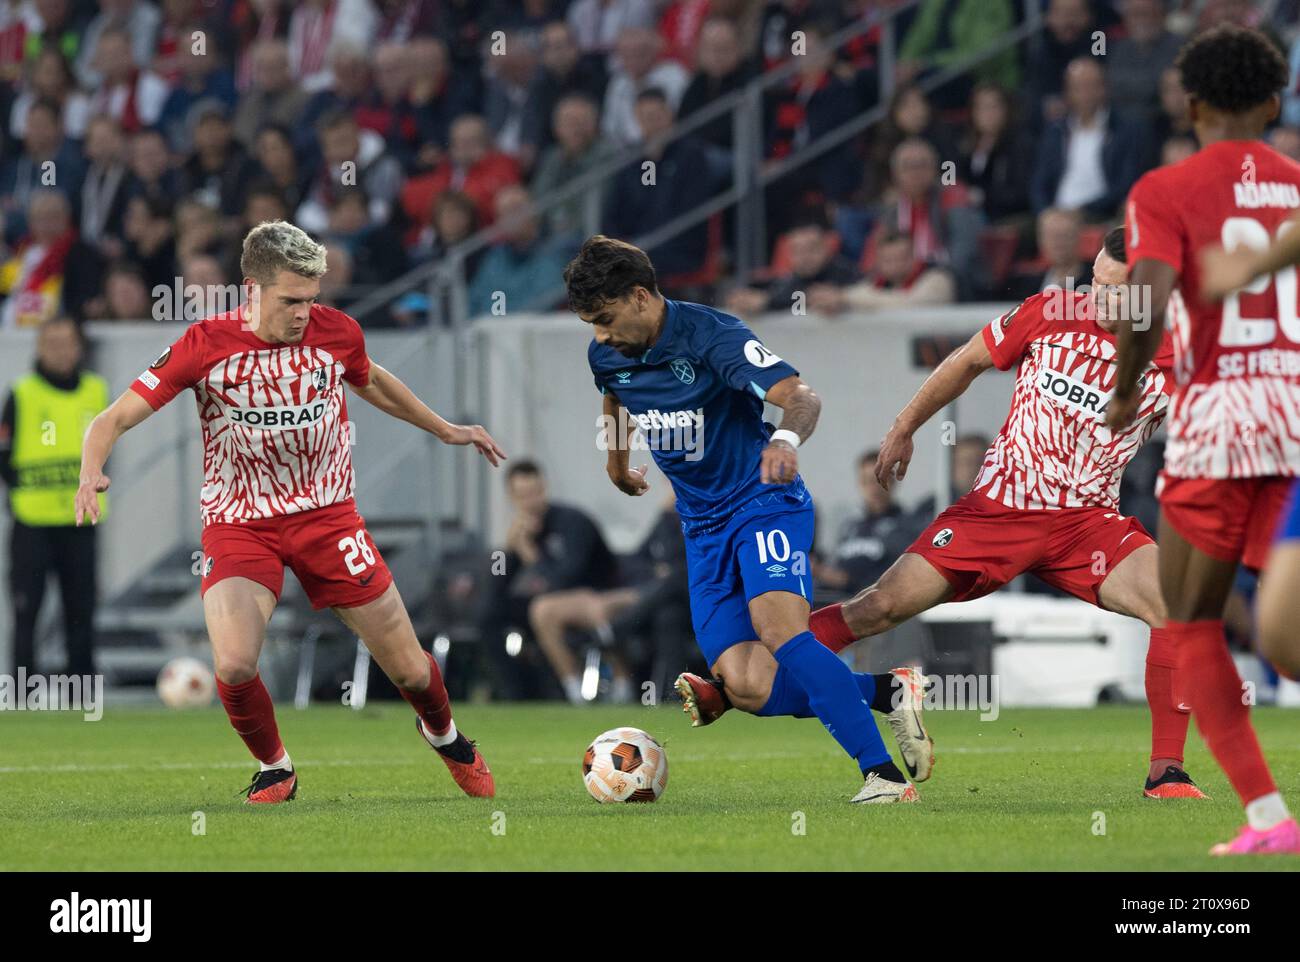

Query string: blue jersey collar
640 298 678 365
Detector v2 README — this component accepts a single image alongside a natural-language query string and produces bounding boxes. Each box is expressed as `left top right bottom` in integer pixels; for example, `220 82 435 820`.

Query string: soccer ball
582 727 668 803
157 657 216 709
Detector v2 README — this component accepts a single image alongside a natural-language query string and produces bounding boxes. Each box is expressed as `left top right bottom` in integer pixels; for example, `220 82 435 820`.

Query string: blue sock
758 668 878 720
756 665 813 718
772 632 891 772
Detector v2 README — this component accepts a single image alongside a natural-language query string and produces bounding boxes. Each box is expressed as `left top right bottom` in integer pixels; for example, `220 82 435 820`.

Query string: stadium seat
978 225 1022 287
660 212 725 291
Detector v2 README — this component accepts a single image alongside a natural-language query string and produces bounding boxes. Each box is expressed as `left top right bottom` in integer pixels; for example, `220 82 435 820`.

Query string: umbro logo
616 371 632 384
765 563 788 574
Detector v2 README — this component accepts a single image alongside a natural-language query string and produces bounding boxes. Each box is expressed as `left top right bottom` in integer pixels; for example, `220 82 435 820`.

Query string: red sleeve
1125 170 1184 273
980 295 1047 371
339 312 370 387
129 325 205 410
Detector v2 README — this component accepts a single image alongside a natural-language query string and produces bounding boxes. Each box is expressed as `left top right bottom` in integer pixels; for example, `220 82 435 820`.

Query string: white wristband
770 429 801 450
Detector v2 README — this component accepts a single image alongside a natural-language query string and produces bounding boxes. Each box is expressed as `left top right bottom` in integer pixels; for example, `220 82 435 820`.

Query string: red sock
1171 619 1278 805
1145 627 1189 763
402 650 453 737
216 674 285 765
810 603 856 654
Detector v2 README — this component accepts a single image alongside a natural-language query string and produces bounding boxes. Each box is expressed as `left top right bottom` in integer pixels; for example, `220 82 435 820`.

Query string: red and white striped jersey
1127 140 1300 478
975 290 1174 511
129 303 371 525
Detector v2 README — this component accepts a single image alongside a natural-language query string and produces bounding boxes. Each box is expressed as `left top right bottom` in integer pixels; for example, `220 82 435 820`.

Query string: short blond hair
240 220 328 286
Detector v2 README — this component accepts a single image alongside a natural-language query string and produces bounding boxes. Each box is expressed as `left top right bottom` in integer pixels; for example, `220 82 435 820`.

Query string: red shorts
200 499 393 609
1157 474 1293 571
907 492 1154 604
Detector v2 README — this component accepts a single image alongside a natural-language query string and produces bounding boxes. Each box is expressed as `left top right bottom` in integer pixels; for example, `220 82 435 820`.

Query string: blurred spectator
179 251 228 290
0 190 103 327
602 25 690 145
297 109 403 234
531 497 688 704
1270 126 1300 164
231 39 309 148
76 0 162 89
99 259 151 320
125 128 180 204
811 228 956 313
865 137 984 298
476 459 619 700
1 316 108 676
287 0 378 93
356 41 423 170
229 0 291 93
1106 0 1183 125
469 185 572 316
483 30 543 171
250 123 310 213
83 26 168 133
758 0 839 70
1287 33 1300 127
1149 64 1192 164
603 88 713 282
957 82 1034 224
524 20 609 155
1024 0 1099 128
156 29 237 151
407 188 481 274
406 35 480 170
726 217 859 317
1160 133 1196 167
174 197 224 261
317 242 355 308
567 0 658 57
298 40 371 153
12 0 88 84
1005 206 1091 300
678 17 756 152
1030 57 1146 221
9 46 91 139
79 115 131 250
400 114 521 240
178 99 259 218
913 432 990 520
319 185 408 285
897 0 1018 106
814 449 923 600
530 93 619 240
432 0 491 76
659 0 712 66
862 85 956 207
120 192 177 293
763 21 862 219
1 98 85 244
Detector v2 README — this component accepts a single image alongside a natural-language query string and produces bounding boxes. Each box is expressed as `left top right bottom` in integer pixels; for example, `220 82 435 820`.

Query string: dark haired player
567 234 921 803
684 230 1206 799
1109 24 1300 855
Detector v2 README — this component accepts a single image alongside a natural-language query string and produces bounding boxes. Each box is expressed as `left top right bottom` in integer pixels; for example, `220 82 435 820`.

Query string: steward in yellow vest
1 317 105 674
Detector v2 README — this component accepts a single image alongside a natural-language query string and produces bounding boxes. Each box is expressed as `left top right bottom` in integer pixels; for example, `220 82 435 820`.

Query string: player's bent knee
213 659 259 686
844 585 900 634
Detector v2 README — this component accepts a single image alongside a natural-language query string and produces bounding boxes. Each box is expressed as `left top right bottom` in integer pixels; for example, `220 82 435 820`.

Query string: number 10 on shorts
339 529 376 575
754 528 791 564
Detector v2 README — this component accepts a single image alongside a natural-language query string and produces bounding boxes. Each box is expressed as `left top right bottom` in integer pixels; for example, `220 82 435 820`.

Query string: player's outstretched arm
1200 210 1300 300
602 389 649 496
350 359 507 466
761 375 820 485
1108 259 1177 431
877 329 993 488
76 389 156 526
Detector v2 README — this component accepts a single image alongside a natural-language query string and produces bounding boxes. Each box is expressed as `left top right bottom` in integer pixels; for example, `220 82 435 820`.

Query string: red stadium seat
979 225 1021 287
661 213 725 290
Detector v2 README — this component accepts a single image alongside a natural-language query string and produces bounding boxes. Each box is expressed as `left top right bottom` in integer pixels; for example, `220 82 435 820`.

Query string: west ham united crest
670 358 696 384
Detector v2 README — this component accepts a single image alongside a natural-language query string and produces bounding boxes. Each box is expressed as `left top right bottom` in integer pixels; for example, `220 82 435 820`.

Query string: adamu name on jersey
589 298 803 530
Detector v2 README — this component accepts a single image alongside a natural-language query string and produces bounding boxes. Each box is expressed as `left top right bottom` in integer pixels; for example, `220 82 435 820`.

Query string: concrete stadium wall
0 306 1013 665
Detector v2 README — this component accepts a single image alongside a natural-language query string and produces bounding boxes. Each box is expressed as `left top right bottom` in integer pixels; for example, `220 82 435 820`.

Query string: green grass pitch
2 703 1298 871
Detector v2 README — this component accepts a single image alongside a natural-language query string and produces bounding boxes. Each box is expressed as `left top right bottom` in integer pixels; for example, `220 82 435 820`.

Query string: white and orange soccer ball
582 727 669 803
156 657 216 709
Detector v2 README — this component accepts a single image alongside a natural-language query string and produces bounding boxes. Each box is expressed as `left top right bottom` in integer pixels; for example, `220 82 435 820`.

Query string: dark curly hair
1176 24 1288 114
563 235 659 315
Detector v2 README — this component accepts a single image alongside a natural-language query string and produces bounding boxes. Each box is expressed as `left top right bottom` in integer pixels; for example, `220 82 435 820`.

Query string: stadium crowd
2 0 1300 328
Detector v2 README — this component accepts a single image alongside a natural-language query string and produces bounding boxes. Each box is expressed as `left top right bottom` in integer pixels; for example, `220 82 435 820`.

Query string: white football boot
885 666 935 782
851 771 919 804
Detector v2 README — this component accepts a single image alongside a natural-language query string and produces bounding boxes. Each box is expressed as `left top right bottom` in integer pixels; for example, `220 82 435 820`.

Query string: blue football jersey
589 298 801 529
